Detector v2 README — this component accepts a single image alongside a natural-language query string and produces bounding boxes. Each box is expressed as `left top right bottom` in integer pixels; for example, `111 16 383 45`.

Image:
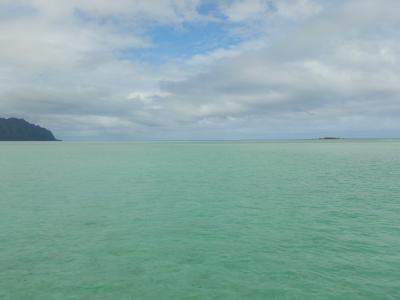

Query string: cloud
221 0 268 22
153 0 400 137
220 0 321 22
0 0 399 139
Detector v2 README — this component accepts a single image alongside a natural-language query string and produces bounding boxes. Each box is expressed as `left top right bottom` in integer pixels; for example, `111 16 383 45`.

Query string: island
0 118 58 141
319 137 341 140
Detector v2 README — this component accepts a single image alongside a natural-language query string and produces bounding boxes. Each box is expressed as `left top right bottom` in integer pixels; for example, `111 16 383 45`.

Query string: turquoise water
0 140 399 299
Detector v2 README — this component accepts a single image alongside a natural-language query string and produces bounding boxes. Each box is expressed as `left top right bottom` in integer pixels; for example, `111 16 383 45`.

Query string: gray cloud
0 0 399 139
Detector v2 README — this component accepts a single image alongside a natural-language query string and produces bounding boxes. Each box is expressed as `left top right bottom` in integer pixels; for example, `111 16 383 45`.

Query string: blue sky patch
118 21 242 64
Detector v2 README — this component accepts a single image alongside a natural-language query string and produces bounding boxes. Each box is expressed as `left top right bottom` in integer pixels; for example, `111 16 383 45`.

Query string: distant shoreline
2 138 399 143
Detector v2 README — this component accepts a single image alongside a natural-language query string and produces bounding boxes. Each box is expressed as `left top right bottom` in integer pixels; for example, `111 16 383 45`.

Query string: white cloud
220 0 322 22
275 0 322 20
0 0 400 139
221 0 267 22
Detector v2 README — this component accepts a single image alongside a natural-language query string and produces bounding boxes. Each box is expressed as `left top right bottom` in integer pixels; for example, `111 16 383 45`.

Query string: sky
0 0 399 140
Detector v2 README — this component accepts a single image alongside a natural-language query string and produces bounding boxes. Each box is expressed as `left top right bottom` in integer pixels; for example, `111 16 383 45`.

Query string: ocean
0 140 399 299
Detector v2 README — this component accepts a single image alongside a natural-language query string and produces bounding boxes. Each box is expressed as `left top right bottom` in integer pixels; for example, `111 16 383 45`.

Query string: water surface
0 141 399 299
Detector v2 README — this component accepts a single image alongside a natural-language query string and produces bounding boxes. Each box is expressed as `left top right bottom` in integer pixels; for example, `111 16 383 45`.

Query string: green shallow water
0 140 399 300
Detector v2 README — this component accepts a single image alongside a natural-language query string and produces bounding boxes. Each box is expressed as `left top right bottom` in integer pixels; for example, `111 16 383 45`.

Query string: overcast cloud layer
1 0 399 139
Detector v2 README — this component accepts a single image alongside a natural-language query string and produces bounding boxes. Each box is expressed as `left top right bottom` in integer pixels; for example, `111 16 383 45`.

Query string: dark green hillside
0 118 57 141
